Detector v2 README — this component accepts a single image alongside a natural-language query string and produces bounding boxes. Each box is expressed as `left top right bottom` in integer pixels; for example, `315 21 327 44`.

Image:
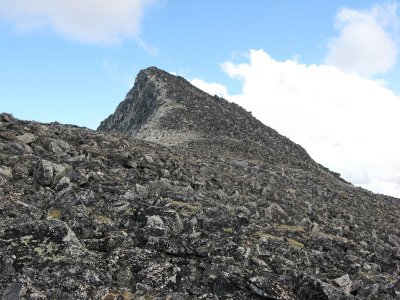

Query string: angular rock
146 215 165 230
34 159 54 186
296 276 354 300
135 183 148 197
249 276 298 299
0 113 14 122
34 159 66 186
0 166 13 180
16 133 36 144
333 274 352 295
2 282 22 300
48 141 63 153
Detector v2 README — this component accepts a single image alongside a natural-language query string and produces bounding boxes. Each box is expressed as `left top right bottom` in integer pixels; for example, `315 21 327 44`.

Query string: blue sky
1 1 400 197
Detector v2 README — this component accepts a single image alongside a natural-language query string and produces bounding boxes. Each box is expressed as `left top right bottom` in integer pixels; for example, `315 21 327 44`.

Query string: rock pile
1 67 399 299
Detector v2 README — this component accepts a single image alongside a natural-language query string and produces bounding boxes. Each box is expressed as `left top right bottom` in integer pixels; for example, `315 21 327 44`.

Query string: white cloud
0 0 158 45
325 3 399 75
191 79 228 98
199 49 400 198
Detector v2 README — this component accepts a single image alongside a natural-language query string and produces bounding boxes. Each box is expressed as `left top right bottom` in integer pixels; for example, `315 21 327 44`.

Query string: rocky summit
1 67 400 299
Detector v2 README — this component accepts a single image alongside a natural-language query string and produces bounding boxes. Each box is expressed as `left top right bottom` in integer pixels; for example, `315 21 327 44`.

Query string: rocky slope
1 67 399 299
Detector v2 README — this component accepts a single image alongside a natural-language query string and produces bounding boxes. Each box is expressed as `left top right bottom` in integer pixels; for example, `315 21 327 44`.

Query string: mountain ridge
0 67 399 299
98 67 334 176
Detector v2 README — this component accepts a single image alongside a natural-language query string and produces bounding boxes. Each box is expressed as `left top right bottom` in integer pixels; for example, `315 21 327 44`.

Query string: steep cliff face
0 68 399 299
98 67 164 135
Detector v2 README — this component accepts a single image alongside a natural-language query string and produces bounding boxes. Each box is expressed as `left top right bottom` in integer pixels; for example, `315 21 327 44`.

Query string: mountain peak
98 66 214 143
98 67 319 171
98 66 177 137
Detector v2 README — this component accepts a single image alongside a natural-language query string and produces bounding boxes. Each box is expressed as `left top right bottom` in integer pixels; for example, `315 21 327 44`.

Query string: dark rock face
98 68 161 135
1 68 400 299
98 67 317 171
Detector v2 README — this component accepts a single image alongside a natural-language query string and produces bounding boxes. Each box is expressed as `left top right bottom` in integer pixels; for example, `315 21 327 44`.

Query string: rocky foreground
1 67 400 299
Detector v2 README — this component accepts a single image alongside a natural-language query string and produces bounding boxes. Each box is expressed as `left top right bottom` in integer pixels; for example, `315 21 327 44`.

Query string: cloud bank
0 0 157 44
193 3 400 198
325 2 399 75
193 49 400 198
190 79 228 98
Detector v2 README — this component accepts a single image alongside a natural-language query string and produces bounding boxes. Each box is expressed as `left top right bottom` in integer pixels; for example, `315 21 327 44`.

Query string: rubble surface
1 67 399 299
